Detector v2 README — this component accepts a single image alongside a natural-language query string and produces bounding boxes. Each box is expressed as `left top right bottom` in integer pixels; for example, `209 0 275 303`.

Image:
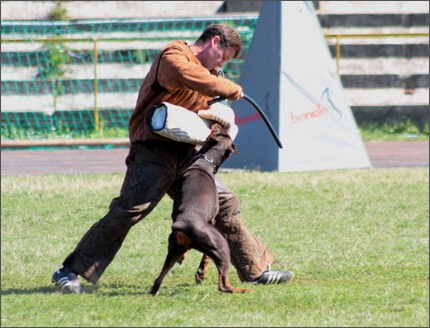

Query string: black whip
208 94 283 149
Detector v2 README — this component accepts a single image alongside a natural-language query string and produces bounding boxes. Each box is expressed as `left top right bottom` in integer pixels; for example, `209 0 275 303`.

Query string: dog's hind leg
195 254 211 284
191 224 254 294
150 231 189 296
195 217 215 284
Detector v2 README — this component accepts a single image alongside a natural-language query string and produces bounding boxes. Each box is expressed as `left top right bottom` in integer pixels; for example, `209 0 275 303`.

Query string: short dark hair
196 23 242 58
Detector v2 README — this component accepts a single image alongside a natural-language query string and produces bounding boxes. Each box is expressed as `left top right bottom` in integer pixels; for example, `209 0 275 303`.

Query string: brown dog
150 122 254 295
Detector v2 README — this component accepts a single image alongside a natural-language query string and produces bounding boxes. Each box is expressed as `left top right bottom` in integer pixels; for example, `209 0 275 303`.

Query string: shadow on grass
0 285 98 295
1 282 196 296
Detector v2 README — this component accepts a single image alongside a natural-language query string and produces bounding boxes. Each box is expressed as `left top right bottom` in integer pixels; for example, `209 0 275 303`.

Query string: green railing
1 17 258 141
1 17 428 143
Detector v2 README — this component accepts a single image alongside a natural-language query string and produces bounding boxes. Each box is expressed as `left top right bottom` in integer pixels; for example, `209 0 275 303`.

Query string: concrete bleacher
315 1 429 130
1 1 429 134
0 16 255 114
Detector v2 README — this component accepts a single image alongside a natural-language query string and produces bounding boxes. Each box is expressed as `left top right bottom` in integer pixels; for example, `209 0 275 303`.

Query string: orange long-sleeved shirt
128 40 243 144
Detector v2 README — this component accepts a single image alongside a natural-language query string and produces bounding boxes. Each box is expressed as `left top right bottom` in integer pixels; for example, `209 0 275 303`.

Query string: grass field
1 168 429 327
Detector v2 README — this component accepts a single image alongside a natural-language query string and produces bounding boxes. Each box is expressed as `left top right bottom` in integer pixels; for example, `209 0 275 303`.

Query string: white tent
225 1 371 172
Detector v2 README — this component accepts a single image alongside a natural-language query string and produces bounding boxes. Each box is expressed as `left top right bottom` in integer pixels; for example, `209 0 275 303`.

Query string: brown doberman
150 123 254 295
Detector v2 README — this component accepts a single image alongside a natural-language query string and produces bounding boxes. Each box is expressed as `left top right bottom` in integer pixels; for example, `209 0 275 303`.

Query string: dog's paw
195 271 206 284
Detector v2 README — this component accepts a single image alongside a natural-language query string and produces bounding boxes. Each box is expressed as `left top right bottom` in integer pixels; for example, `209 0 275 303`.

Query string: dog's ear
230 143 239 155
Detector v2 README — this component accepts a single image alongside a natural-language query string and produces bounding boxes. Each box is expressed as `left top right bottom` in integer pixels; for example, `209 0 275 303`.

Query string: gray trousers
63 140 275 284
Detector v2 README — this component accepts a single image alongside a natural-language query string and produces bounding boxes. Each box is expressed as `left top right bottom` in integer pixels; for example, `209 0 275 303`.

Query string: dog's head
205 122 238 155
195 122 238 173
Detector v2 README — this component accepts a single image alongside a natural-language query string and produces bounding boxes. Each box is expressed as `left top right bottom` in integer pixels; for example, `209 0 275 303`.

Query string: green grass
1 169 429 327
359 121 429 141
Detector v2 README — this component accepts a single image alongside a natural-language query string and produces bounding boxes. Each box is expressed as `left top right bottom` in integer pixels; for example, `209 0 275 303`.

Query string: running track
1 141 428 176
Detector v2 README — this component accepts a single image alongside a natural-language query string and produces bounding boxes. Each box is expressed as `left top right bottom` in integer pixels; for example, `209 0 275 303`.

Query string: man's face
201 36 236 71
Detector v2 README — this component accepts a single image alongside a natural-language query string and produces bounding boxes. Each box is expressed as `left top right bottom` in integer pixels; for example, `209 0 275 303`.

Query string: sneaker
253 270 294 285
52 267 82 294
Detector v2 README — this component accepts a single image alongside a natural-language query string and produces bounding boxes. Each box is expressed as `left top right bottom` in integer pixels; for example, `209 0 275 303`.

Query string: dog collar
195 154 218 174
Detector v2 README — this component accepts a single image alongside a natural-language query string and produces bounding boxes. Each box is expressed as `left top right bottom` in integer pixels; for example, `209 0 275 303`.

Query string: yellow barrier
324 32 429 75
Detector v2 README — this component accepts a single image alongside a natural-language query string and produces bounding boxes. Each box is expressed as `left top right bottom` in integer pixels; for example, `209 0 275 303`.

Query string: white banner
226 1 371 172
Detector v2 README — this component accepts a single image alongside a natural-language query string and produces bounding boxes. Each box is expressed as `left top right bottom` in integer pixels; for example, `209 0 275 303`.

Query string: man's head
192 24 242 71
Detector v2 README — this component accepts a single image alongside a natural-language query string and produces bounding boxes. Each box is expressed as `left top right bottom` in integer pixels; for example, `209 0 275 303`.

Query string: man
52 24 294 294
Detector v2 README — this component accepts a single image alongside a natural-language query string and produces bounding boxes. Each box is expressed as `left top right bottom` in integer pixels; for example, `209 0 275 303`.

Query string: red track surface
1 141 428 176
